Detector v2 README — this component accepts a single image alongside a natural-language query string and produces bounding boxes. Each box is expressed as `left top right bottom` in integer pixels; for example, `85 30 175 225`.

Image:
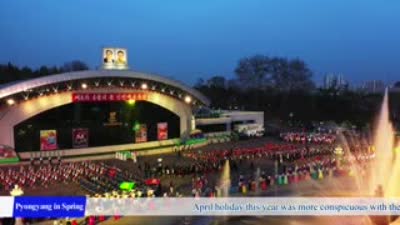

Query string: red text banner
72 93 149 102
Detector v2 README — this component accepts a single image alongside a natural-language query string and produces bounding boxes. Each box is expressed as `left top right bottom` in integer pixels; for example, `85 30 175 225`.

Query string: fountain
218 160 231 197
370 88 396 197
284 88 400 225
254 167 261 195
212 89 399 225
367 88 400 225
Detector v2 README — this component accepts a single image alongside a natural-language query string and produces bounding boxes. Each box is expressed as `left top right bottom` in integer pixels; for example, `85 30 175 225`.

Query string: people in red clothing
88 216 95 225
0 161 107 193
280 132 336 144
114 214 121 221
261 180 267 191
98 215 105 222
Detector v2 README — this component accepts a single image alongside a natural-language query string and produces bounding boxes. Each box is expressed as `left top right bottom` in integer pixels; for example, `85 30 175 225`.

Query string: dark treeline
1 56 399 129
195 55 400 129
0 60 88 84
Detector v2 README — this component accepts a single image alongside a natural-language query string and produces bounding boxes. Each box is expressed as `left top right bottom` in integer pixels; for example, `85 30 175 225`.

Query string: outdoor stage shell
0 70 210 151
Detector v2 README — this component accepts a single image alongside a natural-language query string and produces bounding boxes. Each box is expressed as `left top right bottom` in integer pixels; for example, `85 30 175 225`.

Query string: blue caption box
13 196 87 218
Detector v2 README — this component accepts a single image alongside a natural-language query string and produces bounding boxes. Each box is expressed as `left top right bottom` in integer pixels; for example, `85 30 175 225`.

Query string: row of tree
194 55 400 129
196 55 315 92
0 60 88 84
1 55 399 128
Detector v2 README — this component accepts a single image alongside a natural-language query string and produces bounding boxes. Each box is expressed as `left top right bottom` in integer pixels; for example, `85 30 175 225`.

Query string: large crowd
0 132 378 225
0 136 373 197
0 162 103 192
131 137 373 199
0 161 146 197
280 132 336 144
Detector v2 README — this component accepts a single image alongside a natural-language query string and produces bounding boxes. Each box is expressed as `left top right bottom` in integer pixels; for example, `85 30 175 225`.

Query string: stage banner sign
40 130 57 151
72 128 89 148
135 124 147 143
72 93 149 102
157 122 168 140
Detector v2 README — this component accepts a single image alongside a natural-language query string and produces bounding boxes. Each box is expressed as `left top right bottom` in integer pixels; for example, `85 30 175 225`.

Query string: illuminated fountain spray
254 167 261 195
329 89 399 225
370 88 397 198
219 160 231 197
368 88 400 225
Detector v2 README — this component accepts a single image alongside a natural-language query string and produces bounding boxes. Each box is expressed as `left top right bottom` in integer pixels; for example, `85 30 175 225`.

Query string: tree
235 55 315 92
193 76 238 109
235 55 272 89
21 66 33 76
227 79 240 90
394 81 400 88
273 58 315 91
38 66 50 76
194 78 205 89
0 61 88 84
48 66 61 75
61 60 89 72
0 63 20 83
206 76 226 88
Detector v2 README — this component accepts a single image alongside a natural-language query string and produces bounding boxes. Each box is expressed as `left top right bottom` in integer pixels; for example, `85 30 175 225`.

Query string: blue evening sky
0 0 399 86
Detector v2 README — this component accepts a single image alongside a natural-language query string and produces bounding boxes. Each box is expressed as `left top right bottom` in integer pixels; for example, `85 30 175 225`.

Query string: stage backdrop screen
40 130 57 151
157 122 168 140
135 124 147 143
72 128 89 148
102 48 128 70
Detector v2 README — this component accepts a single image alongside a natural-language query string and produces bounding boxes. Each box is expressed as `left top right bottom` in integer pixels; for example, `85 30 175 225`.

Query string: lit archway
0 71 209 149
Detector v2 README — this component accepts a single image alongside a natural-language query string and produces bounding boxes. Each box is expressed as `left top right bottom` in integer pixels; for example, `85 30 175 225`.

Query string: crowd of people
0 161 108 193
280 132 336 144
0 130 379 225
130 137 372 199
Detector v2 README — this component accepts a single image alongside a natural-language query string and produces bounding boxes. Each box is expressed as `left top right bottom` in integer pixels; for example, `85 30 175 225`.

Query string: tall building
323 73 347 90
362 80 385 93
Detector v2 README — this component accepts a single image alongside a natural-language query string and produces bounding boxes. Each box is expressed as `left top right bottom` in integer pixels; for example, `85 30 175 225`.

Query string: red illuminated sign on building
72 93 149 102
